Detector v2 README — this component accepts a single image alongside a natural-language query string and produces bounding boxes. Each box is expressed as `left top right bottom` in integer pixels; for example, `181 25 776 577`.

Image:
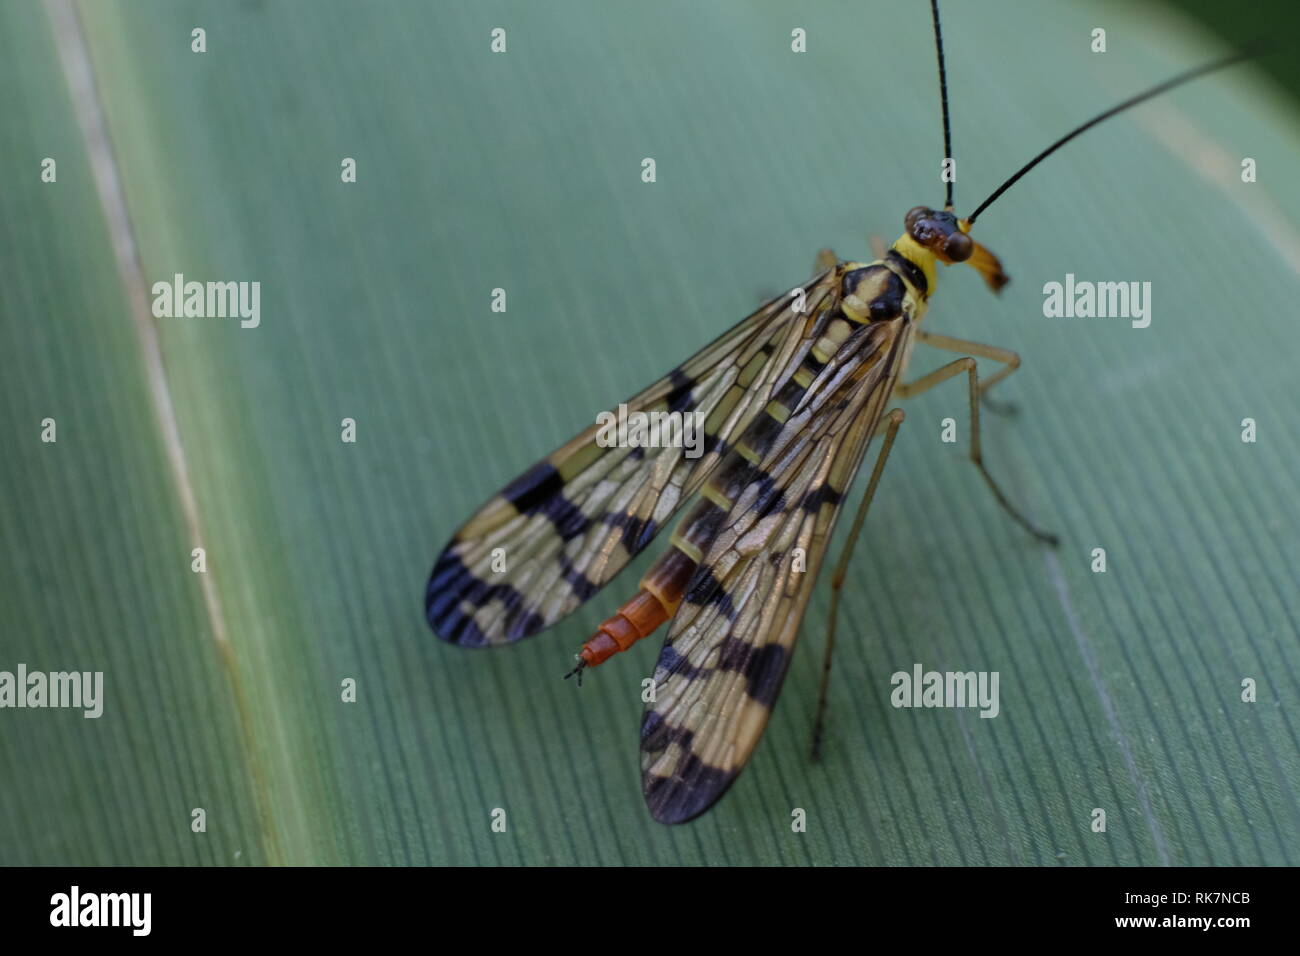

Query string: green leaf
2 0 1297 864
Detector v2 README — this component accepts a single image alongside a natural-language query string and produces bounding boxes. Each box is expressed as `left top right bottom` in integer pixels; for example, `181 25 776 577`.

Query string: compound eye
944 231 974 262
904 206 929 232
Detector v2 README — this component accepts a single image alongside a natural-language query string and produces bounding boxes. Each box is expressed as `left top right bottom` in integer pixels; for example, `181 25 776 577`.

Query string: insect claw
563 659 587 686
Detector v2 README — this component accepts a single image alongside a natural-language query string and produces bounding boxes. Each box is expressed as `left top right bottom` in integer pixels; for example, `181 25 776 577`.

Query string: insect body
425 3 1245 824
428 206 1041 823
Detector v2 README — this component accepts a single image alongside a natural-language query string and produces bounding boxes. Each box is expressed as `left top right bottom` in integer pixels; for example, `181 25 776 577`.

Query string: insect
425 2 1246 824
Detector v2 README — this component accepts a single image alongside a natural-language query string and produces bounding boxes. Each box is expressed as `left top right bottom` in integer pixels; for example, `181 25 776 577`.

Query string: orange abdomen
578 545 699 668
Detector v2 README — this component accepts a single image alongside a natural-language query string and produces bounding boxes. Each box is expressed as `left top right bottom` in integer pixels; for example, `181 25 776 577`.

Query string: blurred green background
1 0 1297 865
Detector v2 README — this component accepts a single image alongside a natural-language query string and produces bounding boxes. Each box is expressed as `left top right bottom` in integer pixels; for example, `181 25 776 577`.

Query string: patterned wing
427 270 843 647
640 316 907 824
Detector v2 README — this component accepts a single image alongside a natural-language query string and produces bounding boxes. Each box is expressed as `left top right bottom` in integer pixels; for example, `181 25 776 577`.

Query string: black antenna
968 50 1249 223
931 0 954 210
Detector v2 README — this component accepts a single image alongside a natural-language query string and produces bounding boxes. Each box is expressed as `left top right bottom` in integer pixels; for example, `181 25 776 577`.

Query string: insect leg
895 357 1058 545
915 328 1020 414
811 407 905 762
814 248 838 271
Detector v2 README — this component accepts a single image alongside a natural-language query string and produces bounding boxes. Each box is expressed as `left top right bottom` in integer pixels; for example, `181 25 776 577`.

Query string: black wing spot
666 368 696 414
643 754 736 825
557 554 599 602
538 492 590 541
604 511 658 555
714 638 787 708
742 643 788 709
425 550 545 645
655 644 708 682
681 565 737 618
501 461 564 514
801 483 843 513
499 461 590 541
641 708 696 750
